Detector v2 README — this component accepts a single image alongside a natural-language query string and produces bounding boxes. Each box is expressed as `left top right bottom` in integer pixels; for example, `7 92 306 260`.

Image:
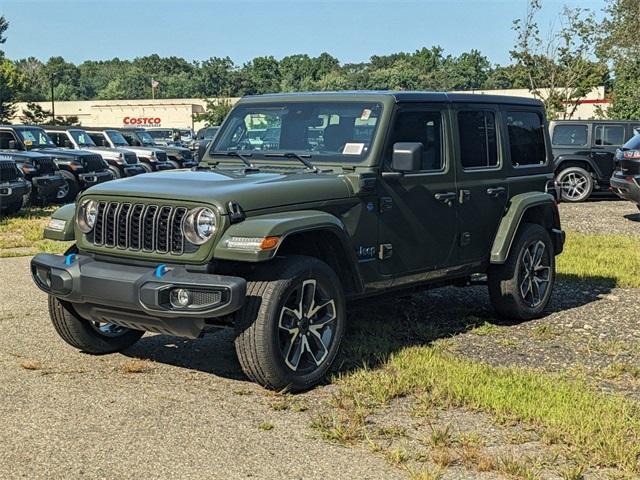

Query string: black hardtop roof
242 90 543 107
550 119 640 125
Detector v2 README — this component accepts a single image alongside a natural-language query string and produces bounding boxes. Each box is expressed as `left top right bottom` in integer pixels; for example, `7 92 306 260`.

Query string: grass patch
0 207 70 257
557 232 640 288
120 359 153 374
324 347 640 473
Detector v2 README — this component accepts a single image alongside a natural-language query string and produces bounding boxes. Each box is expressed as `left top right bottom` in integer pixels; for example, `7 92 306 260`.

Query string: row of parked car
0 124 205 215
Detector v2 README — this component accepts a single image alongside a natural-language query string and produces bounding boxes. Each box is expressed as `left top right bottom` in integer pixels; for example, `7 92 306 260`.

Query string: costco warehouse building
12 87 608 129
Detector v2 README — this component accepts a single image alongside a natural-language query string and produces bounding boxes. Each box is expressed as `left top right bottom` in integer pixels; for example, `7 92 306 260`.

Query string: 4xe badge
356 245 376 260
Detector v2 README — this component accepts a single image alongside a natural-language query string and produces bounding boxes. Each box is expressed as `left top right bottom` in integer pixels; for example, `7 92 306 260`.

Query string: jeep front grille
0 161 19 182
156 151 168 163
123 152 137 165
35 157 56 175
92 201 188 255
82 155 105 172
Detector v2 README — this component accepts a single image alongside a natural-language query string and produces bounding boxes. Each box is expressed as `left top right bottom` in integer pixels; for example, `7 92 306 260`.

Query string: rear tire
57 170 80 203
556 166 593 202
488 223 555 321
48 296 144 354
234 255 345 391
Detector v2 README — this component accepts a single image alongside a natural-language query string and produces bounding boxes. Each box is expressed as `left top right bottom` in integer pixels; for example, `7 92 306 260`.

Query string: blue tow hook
65 253 77 266
155 264 168 278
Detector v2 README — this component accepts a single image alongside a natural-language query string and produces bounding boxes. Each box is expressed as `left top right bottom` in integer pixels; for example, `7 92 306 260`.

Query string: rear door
592 123 626 179
452 104 508 264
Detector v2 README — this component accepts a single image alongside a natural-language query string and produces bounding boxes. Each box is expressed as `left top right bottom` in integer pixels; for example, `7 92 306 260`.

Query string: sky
1 0 607 66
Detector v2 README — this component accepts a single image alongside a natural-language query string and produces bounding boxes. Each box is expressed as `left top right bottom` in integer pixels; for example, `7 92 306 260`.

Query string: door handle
434 192 456 206
486 187 506 197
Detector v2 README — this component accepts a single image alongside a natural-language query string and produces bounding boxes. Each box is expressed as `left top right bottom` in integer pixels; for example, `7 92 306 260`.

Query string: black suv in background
0 125 112 203
120 128 197 169
549 120 640 202
611 133 640 210
0 150 64 205
0 157 30 215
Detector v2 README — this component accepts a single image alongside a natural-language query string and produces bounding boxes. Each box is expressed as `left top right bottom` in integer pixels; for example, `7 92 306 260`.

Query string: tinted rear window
552 124 588 146
594 125 625 146
458 110 498 169
507 111 547 166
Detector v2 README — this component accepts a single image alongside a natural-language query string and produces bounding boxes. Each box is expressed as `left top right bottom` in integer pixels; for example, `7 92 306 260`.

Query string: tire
57 170 80 203
167 159 180 169
488 223 555 321
234 255 346 391
48 296 144 354
108 165 121 179
556 166 593 202
139 162 153 173
0 199 22 216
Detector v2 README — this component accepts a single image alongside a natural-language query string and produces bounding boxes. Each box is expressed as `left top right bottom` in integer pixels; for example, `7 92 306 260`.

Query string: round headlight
183 207 217 245
77 199 98 233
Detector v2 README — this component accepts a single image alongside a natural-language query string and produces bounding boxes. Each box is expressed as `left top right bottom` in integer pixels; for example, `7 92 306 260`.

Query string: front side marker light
48 218 66 232
225 236 280 252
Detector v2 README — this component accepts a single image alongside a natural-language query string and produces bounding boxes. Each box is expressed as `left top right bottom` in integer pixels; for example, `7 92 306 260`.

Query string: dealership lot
0 198 639 479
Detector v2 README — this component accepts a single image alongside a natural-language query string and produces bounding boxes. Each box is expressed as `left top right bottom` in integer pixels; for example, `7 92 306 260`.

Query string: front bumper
0 181 30 206
123 165 146 177
178 160 197 169
31 253 246 338
155 161 174 171
79 170 113 188
610 173 640 205
31 174 65 200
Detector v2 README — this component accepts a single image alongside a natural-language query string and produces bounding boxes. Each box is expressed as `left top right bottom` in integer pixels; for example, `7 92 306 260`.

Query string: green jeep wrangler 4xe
31 92 565 391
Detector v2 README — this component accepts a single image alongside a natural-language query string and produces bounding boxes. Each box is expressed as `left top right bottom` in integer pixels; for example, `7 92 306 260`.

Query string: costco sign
122 116 162 126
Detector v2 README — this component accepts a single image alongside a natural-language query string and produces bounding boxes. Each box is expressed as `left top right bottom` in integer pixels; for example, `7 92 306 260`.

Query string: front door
377 105 458 276
452 105 508 264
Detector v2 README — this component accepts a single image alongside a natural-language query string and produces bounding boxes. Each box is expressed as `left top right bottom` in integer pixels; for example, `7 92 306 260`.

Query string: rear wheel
48 296 144 354
57 170 79 203
556 166 593 202
488 223 555 321
234 255 345 391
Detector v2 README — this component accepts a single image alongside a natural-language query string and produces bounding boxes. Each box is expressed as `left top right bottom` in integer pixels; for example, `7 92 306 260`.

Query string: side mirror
8 140 16 150
391 142 423 172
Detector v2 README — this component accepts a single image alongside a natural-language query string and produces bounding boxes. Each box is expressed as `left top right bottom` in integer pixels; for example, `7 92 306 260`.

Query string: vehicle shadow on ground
123 275 615 383
623 213 640 223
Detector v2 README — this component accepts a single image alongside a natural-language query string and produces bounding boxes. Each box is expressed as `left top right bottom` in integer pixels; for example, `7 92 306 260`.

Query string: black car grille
123 152 138 165
156 151 168 162
0 161 19 182
35 157 56 175
92 201 188 255
82 155 105 172
182 150 192 160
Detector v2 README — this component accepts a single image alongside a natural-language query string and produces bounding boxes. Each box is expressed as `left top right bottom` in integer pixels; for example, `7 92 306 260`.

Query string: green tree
0 15 8 46
0 59 25 123
20 101 51 124
194 98 233 126
511 0 607 119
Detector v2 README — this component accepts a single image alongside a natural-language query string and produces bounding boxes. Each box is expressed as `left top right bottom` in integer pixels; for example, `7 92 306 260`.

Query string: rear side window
552 124 588 146
506 111 546 166
594 125 625 146
458 110 498 169
0 131 17 149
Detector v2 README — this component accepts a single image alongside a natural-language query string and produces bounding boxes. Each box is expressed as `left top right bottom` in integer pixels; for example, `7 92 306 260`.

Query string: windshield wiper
264 152 318 172
212 151 259 170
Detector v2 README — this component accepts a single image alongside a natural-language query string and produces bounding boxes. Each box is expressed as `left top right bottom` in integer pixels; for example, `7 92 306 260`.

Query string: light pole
50 72 58 124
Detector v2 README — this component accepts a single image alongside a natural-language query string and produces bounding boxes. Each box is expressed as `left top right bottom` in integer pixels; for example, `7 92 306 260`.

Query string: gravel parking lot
1 199 639 479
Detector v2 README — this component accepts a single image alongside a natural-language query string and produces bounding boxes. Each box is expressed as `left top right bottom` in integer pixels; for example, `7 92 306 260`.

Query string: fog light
170 288 192 308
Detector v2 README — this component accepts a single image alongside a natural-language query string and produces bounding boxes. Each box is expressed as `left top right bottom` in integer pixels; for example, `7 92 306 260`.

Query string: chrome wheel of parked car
56 182 69 199
557 167 593 202
519 240 551 308
278 279 337 373
88 320 129 337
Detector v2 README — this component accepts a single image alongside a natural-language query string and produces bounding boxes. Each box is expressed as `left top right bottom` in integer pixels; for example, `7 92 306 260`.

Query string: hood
123 146 164 156
82 168 353 213
79 146 122 159
160 145 190 155
34 147 97 160
0 150 53 162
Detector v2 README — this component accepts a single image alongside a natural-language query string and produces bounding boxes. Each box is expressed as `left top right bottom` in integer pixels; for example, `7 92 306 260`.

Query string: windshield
69 129 96 147
211 102 383 162
136 131 156 146
17 127 57 148
623 133 640 151
198 127 219 140
148 130 172 141
106 130 130 147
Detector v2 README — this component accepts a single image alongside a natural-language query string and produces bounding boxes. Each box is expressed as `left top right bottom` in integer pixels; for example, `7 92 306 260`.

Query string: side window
389 110 443 171
552 124 588 146
89 133 104 146
594 125 625 146
49 133 63 147
0 131 17 149
506 111 546 167
458 110 498 169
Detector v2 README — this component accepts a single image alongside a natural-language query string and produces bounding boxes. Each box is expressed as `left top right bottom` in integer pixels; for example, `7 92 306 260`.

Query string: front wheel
48 296 144 354
488 223 556 321
57 170 80 203
108 165 121 179
139 162 153 173
234 255 346 391
557 166 593 202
